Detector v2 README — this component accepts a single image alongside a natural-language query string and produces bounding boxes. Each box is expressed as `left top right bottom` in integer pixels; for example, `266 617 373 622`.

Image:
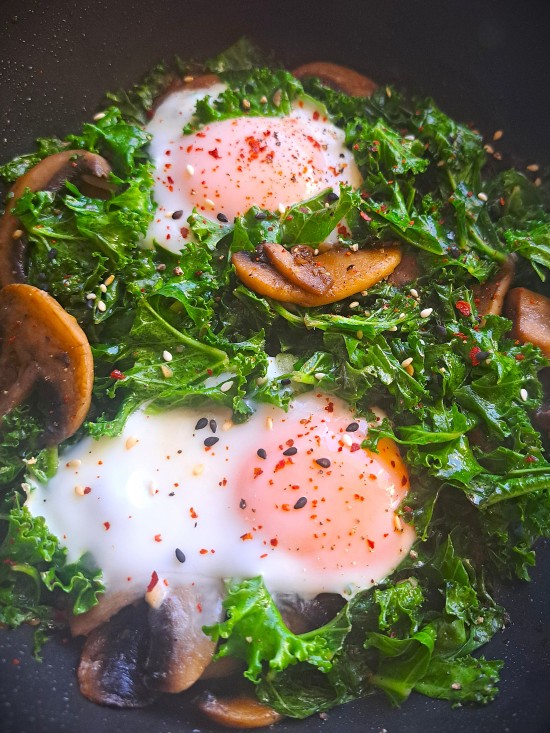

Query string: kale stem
469 228 507 263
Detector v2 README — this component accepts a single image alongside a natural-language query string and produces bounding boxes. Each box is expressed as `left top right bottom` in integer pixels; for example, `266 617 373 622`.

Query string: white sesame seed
66 459 82 469
86 293 96 300
145 580 167 610
160 364 173 379
420 307 433 318
12 229 24 240
97 300 107 312
451 682 462 691
349 301 359 309
409 288 419 299
222 420 233 432
205 198 216 209
74 484 86 496
256 376 268 386
104 274 115 286
526 163 540 172
341 434 353 447
186 164 195 176
278 202 286 214
99 283 107 293
93 111 106 121
314 372 326 380
183 75 194 83
266 417 274 430
401 357 413 368
242 99 251 110
493 129 504 141
404 134 415 141
260 95 268 104
399 312 406 319
393 514 403 532
389 325 398 332
162 350 173 362
436 159 446 167
313 249 320 256
125 435 139 450
220 380 233 392
22 456 37 465
520 388 528 402
193 464 204 476
477 192 488 202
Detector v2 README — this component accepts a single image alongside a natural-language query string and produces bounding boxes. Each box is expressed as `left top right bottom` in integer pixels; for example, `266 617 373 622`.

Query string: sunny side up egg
143 80 362 252
27 392 415 599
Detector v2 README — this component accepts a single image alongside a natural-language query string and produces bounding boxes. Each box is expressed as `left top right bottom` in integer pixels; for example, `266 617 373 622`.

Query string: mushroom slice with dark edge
144 582 224 693
78 602 159 708
262 243 333 294
505 286 550 358
473 254 516 316
0 283 94 445
232 245 401 307
70 590 143 637
0 149 111 288
293 61 377 97
196 691 283 729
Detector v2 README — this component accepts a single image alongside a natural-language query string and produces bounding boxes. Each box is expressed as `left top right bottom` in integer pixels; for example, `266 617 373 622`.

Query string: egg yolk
237 397 414 579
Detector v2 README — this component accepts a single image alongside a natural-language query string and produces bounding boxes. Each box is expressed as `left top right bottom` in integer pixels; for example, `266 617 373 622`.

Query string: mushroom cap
0 283 94 445
293 61 377 97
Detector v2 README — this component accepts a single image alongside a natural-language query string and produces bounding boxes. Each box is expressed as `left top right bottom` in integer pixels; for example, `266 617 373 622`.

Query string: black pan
1 1 549 731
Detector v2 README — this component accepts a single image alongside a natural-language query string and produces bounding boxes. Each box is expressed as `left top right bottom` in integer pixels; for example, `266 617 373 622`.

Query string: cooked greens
1 38 550 718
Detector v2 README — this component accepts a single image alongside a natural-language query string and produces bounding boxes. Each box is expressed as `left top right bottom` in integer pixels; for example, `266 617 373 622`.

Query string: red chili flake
350 443 361 452
260 553 268 558
253 467 263 479
190 507 198 519
103 522 111 531
206 368 213 376
274 459 286 472
453 332 468 342
83 486 92 495
469 346 482 366
455 300 471 317
196 603 203 612
147 571 159 592
167 175 174 185
281 504 290 512
367 539 375 549
199 548 209 555
2 558 15 566
208 148 221 159
325 401 334 413
110 369 126 380
360 211 372 222
240 532 253 541
525 455 537 463
270 538 278 547
180 227 189 238
154 534 162 543
515 354 525 361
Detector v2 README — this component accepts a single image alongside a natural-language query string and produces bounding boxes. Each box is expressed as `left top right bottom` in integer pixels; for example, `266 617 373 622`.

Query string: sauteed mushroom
233 245 401 306
0 150 111 287
0 284 93 445
196 691 283 729
473 255 516 317
505 287 550 358
293 61 377 97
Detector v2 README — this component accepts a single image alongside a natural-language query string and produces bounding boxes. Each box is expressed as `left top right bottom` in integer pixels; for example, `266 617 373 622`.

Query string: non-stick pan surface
1 2 549 732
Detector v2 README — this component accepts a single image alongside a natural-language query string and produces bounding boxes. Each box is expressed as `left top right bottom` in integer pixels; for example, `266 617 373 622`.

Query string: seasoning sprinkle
99 283 107 293
193 464 204 476
239 498 247 509
346 422 359 432
172 209 183 219
104 274 115 286
97 300 106 313
160 364 173 379
12 229 23 239
401 357 413 368
204 436 219 447
209 419 217 433
341 434 353 447
294 496 307 510
217 212 229 223
520 388 528 402
195 417 208 430
493 129 504 141
205 198 216 209
315 457 331 468
283 446 298 456
175 548 186 563
257 448 267 460
314 372 326 380
409 288 419 299
186 164 194 176
477 192 488 202
266 417 274 430
125 436 139 450
93 111 106 121
526 163 540 172
220 380 234 392
162 350 173 362
349 301 359 309
420 307 433 318
86 293 96 300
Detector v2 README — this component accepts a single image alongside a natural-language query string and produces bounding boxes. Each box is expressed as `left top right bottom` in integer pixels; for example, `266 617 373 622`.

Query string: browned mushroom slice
505 287 550 358
0 150 111 287
276 593 346 634
144 582 224 693
233 245 401 307
387 250 421 287
200 655 242 680
473 255 516 316
263 243 333 294
0 284 94 445
153 73 221 110
196 691 283 729
70 590 143 637
78 602 159 708
293 61 377 97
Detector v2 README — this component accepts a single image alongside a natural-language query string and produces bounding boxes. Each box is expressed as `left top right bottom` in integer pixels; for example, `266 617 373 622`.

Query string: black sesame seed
195 417 208 430
326 191 339 203
217 212 229 223
294 497 307 509
168 491 175 497
283 446 297 456
435 324 447 338
346 422 359 432
475 350 491 363
209 419 217 433
255 211 267 220
48 248 58 260
175 548 186 563
257 448 267 459
239 498 247 509
172 210 183 220
204 436 219 447
315 458 331 468
280 378 291 386
449 245 461 259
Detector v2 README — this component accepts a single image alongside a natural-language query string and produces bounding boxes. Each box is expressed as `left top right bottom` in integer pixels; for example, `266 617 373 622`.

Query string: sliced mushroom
153 73 221 110
276 593 346 634
263 243 333 294
387 250 420 287
233 245 401 307
196 691 283 729
0 284 94 445
144 582 224 693
505 287 550 358
0 150 111 287
78 602 159 708
473 255 516 316
70 590 143 637
293 61 377 97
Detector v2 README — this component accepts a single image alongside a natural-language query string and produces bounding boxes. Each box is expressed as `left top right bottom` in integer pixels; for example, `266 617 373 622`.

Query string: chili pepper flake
110 369 126 380
240 532 253 541
154 534 162 543
455 300 471 317
147 571 159 592
103 521 110 531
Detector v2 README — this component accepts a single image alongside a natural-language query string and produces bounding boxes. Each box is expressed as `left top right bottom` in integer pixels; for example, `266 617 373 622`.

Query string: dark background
1 1 549 732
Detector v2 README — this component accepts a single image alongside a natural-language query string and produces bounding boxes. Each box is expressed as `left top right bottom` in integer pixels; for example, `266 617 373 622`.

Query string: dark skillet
1 1 549 732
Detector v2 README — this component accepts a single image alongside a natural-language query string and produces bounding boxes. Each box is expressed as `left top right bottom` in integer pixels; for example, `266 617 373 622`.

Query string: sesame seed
477 192 488 202
205 198 216 209
272 89 282 107
346 422 359 432
12 229 24 240
156 263 167 272
266 417 274 430
149 480 158 495
239 498 247 509
242 98 251 110
175 548 186 563
256 376 268 386
283 446 297 456
195 417 208 430
520 388 528 401
193 464 204 476
86 293 96 300
66 459 81 468
294 497 307 510
399 312 406 319
526 163 540 172
314 372 325 380
260 95 268 104
209 419 217 433
278 202 286 214
186 164 194 176
97 300 107 312
93 111 106 121
493 129 504 141
162 350 173 362
172 210 183 219
160 364 173 379
389 325 398 332
341 434 353 447
217 212 229 223
451 682 462 691
125 436 139 450
257 448 267 460
394 514 403 532
484 144 495 154
183 75 194 82
420 307 433 318
220 380 233 392
74 484 86 496
535 177 542 187
104 274 115 286
350 243 359 252
204 436 219 447
401 357 413 368
409 288 419 299
315 457 331 468
313 248 320 256
99 283 107 293
349 301 359 309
